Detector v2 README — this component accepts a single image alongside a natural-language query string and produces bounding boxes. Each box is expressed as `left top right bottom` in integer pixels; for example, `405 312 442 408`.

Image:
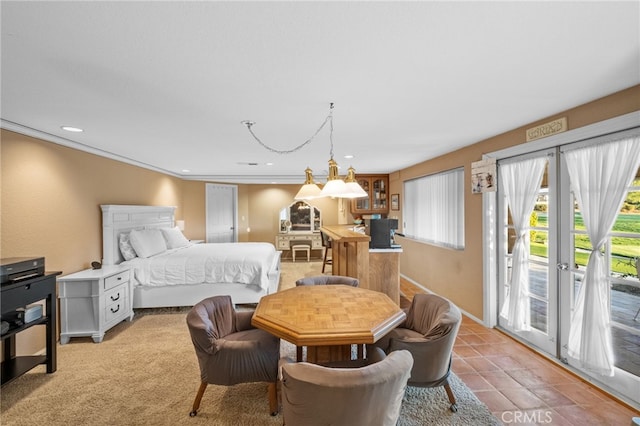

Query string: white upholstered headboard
101 205 176 266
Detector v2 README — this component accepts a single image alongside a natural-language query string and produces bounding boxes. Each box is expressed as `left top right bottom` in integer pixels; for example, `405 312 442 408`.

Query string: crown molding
1 119 310 184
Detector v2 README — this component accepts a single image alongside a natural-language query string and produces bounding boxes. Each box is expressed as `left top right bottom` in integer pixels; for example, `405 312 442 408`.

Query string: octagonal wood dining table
251 285 406 364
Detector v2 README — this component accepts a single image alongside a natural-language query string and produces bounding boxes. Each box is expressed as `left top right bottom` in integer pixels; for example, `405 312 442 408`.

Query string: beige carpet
0 260 499 426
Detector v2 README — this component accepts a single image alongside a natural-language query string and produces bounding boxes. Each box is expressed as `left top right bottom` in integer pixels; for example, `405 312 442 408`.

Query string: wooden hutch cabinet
350 174 389 215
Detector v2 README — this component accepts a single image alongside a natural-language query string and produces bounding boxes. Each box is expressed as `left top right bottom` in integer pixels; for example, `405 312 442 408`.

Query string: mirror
279 201 321 233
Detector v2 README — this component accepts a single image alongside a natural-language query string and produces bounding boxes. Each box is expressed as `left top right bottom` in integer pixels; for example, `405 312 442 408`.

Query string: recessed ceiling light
344 154 354 159
266 162 273 166
61 126 83 132
182 169 191 173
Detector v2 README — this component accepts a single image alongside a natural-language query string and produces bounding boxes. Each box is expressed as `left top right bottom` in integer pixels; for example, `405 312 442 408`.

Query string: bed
101 205 281 308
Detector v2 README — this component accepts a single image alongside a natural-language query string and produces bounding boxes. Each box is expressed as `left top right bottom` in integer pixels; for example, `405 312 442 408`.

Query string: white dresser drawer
104 270 129 290
276 239 290 249
105 291 128 324
105 284 126 305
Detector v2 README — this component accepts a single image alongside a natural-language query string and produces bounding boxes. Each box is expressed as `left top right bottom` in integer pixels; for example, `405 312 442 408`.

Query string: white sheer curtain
565 136 640 376
499 157 547 331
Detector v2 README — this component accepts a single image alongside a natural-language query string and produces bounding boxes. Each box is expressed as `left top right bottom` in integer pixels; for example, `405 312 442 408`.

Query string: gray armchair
374 293 462 412
280 349 414 426
186 295 280 417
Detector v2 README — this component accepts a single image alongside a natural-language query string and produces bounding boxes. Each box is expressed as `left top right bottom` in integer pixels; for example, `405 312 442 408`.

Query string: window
403 167 464 249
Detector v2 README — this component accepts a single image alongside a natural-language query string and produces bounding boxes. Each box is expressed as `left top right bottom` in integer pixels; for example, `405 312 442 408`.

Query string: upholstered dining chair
186 295 280 417
280 349 414 426
295 275 359 287
374 293 462 412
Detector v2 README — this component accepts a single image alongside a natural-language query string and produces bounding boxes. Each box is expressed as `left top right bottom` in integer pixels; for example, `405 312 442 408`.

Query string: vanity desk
275 233 322 251
276 201 323 258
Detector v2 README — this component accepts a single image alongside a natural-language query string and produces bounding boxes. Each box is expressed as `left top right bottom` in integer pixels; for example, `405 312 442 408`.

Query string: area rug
0 313 499 426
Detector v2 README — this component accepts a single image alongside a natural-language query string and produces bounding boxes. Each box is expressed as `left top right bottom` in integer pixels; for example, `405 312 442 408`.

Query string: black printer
0 257 45 286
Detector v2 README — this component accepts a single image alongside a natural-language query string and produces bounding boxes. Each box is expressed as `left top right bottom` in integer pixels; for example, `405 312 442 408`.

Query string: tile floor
400 279 640 425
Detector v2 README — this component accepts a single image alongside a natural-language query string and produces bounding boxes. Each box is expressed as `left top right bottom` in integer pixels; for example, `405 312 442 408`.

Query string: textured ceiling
2 1 638 183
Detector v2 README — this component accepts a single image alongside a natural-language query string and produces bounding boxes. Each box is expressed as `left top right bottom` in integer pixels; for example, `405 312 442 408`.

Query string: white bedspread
122 242 277 290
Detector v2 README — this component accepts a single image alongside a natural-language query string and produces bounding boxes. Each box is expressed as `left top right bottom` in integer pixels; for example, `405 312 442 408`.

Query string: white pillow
161 226 191 249
119 232 137 261
128 229 167 258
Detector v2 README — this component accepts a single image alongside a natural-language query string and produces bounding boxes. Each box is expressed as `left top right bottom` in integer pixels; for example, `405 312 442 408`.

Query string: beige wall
244 185 339 245
1 131 186 355
1 136 346 278
392 85 640 319
180 181 340 244
1 131 184 273
0 134 340 272
1 131 340 355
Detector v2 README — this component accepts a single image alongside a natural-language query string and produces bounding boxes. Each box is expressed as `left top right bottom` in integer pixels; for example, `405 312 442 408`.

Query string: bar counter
321 225 402 305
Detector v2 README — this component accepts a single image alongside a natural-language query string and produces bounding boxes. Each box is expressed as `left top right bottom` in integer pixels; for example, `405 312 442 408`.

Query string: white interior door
205 183 237 243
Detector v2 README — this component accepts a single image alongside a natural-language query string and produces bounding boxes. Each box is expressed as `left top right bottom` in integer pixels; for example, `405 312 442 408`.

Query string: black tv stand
1 271 60 386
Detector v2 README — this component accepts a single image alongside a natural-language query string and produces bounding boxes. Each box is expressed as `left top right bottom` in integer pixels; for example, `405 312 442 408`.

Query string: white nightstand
58 266 134 344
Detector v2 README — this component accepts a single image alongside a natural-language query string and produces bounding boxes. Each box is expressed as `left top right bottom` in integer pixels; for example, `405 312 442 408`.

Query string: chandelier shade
294 167 322 200
319 179 350 198
343 166 369 199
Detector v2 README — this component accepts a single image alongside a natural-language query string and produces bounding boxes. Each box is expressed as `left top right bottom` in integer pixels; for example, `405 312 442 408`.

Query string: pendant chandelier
241 103 368 200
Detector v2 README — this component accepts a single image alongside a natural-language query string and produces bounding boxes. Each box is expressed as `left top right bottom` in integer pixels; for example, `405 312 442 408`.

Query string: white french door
497 148 559 356
495 129 640 406
557 133 640 404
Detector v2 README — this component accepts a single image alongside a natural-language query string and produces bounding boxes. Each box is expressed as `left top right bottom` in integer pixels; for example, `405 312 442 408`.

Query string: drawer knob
110 293 120 301
117 277 122 280
110 304 120 313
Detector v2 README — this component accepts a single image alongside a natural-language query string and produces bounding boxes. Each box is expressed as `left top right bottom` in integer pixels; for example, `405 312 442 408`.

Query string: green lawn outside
531 212 640 277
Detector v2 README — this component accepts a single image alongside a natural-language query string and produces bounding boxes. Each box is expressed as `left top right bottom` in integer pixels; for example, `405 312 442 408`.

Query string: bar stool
291 241 311 262
321 231 332 273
